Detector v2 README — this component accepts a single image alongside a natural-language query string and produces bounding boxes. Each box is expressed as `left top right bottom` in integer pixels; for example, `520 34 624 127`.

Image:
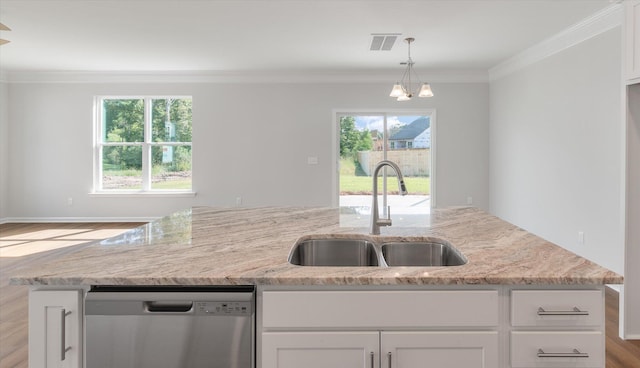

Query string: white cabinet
381 331 498 368
260 287 607 368
511 331 603 368
511 290 603 327
262 290 499 328
29 289 83 368
262 332 379 368
262 331 498 368
510 289 605 368
625 0 640 84
621 83 640 338
260 289 499 368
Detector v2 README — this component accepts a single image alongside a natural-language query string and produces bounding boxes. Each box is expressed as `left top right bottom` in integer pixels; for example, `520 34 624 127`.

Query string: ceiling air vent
370 33 400 51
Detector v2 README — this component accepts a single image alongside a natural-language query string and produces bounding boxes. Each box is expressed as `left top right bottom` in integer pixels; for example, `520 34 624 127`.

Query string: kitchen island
11 206 621 286
12 206 623 368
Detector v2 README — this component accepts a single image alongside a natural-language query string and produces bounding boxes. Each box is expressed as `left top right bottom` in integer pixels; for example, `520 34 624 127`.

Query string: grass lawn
339 158 430 195
340 175 429 195
151 180 192 190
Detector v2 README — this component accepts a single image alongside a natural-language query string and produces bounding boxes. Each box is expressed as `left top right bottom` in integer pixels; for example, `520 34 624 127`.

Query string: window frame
92 95 195 196
332 109 436 208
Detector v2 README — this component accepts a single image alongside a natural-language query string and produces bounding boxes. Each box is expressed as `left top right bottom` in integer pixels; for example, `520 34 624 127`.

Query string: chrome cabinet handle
537 348 589 358
370 352 374 368
537 306 589 316
387 352 392 368
60 309 72 361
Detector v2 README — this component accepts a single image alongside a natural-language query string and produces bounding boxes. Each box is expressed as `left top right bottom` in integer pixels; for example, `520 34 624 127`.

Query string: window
337 112 433 227
94 97 192 192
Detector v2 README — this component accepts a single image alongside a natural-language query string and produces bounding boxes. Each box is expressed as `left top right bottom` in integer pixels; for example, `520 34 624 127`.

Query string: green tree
102 98 192 172
150 98 193 171
151 98 192 143
103 99 145 169
340 116 372 158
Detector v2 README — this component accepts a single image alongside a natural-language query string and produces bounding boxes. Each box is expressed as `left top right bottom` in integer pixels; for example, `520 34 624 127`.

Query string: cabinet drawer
511 331 603 368
262 290 498 328
511 290 603 327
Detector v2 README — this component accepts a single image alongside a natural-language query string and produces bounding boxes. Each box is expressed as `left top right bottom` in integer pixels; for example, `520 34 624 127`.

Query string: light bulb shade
389 83 404 97
418 83 434 97
397 94 411 102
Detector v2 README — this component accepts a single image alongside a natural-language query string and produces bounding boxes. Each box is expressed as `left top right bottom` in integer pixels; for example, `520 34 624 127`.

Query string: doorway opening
335 111 435 227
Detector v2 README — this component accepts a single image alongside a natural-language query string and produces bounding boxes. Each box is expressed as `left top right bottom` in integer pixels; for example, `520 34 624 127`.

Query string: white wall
489 28 624 274
3 80 489 220
0 81 8 220
434 83 490 209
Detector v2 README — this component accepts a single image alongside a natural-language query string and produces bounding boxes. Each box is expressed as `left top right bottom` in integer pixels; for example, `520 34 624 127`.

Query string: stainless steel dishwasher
85 286 254 368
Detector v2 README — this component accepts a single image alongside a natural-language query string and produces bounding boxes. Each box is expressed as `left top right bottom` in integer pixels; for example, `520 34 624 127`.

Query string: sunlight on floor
0 228 133 257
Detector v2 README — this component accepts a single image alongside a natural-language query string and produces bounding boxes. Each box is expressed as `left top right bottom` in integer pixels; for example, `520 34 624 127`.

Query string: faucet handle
377 206 392 227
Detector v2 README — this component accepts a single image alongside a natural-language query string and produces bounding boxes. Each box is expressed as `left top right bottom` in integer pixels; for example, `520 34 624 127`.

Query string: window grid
94 96 192 193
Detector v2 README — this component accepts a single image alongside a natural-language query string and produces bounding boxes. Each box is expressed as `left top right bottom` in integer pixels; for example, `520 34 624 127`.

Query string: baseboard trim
0 216 157 223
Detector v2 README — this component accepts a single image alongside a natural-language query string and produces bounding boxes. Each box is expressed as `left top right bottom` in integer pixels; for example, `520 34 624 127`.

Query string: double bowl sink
288 236 467 267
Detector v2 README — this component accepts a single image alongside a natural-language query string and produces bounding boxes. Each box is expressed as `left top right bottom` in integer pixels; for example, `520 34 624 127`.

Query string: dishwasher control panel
195 301 252 316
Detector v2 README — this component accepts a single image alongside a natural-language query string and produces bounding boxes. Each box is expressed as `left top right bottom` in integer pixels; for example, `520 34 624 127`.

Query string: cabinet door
29 290 83 368
381 331 498 368
262 331 379 368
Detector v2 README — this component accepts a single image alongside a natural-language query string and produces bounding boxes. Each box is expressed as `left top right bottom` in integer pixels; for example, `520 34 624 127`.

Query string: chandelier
389 38 433 101
0 23 10 45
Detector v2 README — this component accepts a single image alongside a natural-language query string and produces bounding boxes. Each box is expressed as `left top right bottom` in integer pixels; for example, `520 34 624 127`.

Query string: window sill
89 191 197 198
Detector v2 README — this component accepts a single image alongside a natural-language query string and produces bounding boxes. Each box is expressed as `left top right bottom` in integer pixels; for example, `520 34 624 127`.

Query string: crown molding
2 69 489 84
489 3 623 81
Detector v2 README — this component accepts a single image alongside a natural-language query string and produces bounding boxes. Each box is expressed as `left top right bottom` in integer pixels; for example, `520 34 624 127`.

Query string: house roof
389 117 430 140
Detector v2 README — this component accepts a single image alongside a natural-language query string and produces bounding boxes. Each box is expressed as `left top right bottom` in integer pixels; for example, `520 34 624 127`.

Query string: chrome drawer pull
537 306 589 316
60 309 72 361
388 352 392 368
370 352 374 368
537 348 589 358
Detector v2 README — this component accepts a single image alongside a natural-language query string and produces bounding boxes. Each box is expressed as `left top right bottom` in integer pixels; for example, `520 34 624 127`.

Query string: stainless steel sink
288 237 467 267
381 241 467 266
288 238 379 266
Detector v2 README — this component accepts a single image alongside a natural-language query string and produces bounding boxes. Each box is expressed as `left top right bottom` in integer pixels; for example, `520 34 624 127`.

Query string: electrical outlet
236 197 242 206
578 231 585 245
467 196 473 205
67 197 73 206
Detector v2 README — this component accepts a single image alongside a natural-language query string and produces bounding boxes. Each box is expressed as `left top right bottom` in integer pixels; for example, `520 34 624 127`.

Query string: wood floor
0 222 145 368
1 223 639 368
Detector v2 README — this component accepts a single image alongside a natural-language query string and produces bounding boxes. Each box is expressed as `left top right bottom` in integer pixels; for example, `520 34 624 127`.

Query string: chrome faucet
370 160 408 235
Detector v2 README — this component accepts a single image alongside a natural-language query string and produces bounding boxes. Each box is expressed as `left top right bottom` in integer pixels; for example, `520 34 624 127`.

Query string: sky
354 115 423 132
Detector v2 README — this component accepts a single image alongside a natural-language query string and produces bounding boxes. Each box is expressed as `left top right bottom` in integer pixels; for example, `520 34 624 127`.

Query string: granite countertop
11 206 623 286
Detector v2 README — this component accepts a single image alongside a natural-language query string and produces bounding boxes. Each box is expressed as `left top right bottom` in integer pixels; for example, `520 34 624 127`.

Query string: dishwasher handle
144 301 194 313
